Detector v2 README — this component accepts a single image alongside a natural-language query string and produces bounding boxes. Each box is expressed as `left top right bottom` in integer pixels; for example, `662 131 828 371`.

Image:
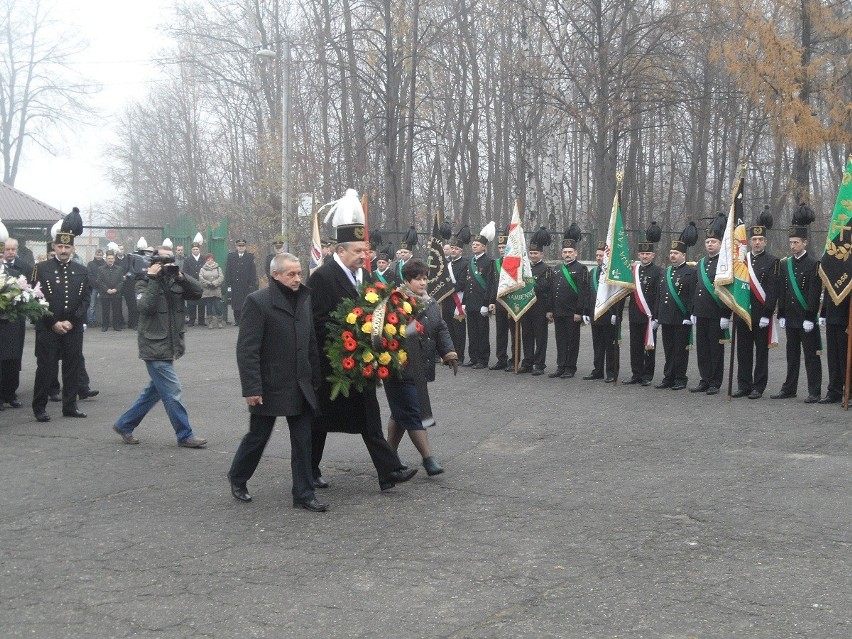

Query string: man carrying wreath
308 189 417 492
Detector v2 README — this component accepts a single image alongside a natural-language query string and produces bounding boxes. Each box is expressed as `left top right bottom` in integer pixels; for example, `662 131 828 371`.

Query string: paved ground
1 320 849 638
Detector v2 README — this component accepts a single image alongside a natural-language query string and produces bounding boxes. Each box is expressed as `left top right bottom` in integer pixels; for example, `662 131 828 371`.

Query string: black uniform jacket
656 261 696 325
550 259 588 317
777 251 822 328
628 262 663 323
31 257 90 331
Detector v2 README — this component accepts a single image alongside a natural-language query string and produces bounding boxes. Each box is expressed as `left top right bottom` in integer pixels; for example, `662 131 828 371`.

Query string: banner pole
844 301 852 410
514 321 520 373
727 320 736 400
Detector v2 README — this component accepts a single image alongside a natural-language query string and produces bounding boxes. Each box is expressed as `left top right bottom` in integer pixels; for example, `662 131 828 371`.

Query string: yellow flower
384 323 397 336
362 351 375 363
398 324 406 337
362 321 372 333
346 312 358 325
397 350 407 364
364 291 379 304
402 301 412 314
378 352 392 365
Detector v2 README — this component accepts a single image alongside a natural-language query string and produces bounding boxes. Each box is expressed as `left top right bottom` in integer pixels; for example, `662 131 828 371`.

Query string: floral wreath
0 271 52 322
324 281 419 400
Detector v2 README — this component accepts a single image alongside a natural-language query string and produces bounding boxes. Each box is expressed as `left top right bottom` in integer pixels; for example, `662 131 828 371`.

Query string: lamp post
256 41 291 252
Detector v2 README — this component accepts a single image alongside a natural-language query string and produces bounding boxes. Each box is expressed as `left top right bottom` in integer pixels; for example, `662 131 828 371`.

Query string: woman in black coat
384 259 458 476
227 254 326 511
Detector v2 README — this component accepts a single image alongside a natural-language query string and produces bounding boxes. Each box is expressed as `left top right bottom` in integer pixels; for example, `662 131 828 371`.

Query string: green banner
498 277 537 321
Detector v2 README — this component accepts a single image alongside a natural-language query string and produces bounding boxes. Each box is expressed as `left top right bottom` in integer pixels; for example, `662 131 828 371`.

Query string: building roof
0 181 62 224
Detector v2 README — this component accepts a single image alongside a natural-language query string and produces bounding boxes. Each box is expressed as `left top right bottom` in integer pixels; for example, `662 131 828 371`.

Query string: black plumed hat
400 226 418 251
562 223 582 249
529 226 551 251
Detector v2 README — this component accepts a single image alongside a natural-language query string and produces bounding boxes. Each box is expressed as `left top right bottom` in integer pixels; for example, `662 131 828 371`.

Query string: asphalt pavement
1 320 850 638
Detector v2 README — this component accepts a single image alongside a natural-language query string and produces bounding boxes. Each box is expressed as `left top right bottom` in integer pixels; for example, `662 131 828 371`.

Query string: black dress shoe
6 399 22 408
654 382 672 389
548 370 565 378
604 377 616 383
671 384 686 391
748 390 762 399
582 373 603 380
461 361 475 367
313 476 329 489
817 395 841 404
516 366 532 374
621 378 641 385
640 380 652 386
488 362 506 370
531 368 544 376
79 390 99 400
48 394 61 402
705 386 720 395
803 395 820 404
294 499 328 512
380 467 417 491
770 392 796 399
689 383 710 393
62 409 87 418
504 365 515 372
560 371 574 379
730 389 750 398
471 363 487 369
34 411 51 422
230 481 252 502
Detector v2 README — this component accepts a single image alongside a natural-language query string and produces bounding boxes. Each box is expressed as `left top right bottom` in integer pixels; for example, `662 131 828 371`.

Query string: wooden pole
844 301 852 410
726 320 736 399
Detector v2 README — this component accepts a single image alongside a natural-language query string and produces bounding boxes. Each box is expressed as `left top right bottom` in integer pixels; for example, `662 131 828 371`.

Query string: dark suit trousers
590 324 618 378
629 322 656 381
661 324 690 385
33 329 83 413
695 317 724 387
521 307 548 369
311 422 402 483
186 299 206 325
101 296 123 330
121 279 138 328
0 358 21 402
825 324 848 399
553 316 581 374
444 310 467 363
466 309 490 365
781 327 822 397
229 412 315 504
734 316 769 393
494 306 516 366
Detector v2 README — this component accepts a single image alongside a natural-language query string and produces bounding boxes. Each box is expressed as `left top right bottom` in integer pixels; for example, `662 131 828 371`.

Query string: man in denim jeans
112 245 207 447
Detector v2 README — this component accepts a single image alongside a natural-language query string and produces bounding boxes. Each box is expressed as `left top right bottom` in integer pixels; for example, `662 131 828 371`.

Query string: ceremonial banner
497 200 536 321
819 155 852 304
426 215 454 304
714 170 751 327
593 180 634 320
309 210 323 275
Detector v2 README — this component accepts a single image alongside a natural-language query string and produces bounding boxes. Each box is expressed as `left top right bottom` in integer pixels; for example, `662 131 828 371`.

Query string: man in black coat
731 221 778 399
623 240 662 386
464 230 496 368
1 238 32 409
547 234 588 378
584 243 623 383
225 239 258 326
655 239 696 391
772 225 823 403
228 253 327 511
443 237 469 366
819 293 850 404
181 243 206 326
519 233 552 376
308 223 416 491
86 249 105 326
96 251 125 331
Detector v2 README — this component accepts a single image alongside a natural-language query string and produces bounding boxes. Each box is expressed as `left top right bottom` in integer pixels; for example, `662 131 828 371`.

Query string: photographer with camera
112 245 208 448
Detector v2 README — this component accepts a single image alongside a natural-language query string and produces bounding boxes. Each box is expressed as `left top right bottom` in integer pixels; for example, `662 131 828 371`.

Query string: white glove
610 315 617 326
758 317 770 329
803 320 814 332
480 306 489 317
720 317 730 330
651 319 658 331
819 317 826 328
582 315 590 325
690 315 697 326
461 305 466 313
779 318 786 329
682 319 692 326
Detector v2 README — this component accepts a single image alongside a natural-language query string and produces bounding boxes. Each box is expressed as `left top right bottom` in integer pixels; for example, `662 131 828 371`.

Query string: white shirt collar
333 253 362 287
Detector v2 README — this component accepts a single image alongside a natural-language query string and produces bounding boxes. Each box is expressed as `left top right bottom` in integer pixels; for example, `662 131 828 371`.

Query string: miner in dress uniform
518 227 552 376
584 241 623 383
731 208 779 399
623 222 663 386
443 225 470 366
654 222 697 391
547 224 588 379
464 222 497 369
491 231 517 371
30 209 90 422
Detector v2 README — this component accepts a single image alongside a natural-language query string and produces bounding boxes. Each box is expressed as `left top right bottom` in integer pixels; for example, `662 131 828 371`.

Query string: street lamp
256 42 291 252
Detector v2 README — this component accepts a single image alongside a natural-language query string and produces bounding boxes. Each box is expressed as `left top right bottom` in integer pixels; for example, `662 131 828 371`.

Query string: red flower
396 306 405 315
375 282 387 290
377 366 389 379
386 312 399 325
364 287 377 296
364 314 373 323
388 339 399 351
390 292 401 305
343 339 358 352
341 331 354 341
415 320 425 335
352 307 364 317
342 357 355 370
382 337 389 348
362 366 374 378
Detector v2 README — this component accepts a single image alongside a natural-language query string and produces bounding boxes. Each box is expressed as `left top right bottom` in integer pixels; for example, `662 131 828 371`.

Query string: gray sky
14 0 170 214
